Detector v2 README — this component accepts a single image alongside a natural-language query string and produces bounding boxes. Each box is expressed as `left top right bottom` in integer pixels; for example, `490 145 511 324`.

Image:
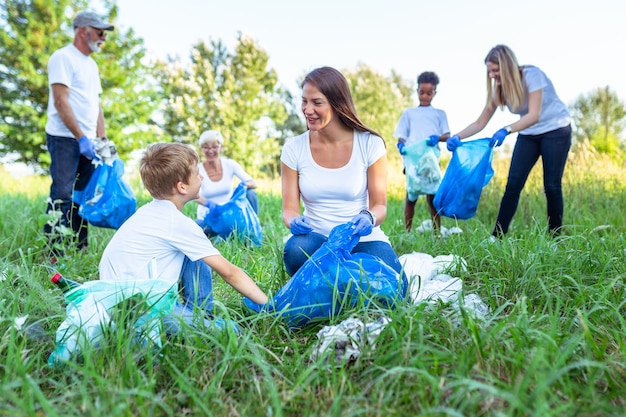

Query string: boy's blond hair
140 143 199 200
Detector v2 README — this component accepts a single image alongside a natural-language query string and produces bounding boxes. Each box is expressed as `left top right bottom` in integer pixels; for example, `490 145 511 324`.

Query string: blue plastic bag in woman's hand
244 223 407 328
203 182 263 246
434 138 494 220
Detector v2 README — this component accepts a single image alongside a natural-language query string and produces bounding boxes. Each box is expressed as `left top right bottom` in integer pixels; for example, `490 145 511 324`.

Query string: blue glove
396 141 407 155
490 127 510 147
204 200 217 211
289 216 313 235
78 136 96 160
446 135 462 152
426 134 439 147
350 213 374 237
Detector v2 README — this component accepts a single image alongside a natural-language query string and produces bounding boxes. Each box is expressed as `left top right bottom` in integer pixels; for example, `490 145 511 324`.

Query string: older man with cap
44 10 114 259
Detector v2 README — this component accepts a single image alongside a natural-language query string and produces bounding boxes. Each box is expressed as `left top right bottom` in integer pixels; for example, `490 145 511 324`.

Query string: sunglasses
90 27 106 37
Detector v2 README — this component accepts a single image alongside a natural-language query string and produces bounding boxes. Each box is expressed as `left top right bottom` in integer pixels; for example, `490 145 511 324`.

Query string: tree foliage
0 0 159 169
343 64 414 169
344 63 414 144
570 86 626 154
153 33 288 177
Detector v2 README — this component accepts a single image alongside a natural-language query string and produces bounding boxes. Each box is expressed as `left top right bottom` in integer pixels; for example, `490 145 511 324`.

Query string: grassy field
1 142 625 417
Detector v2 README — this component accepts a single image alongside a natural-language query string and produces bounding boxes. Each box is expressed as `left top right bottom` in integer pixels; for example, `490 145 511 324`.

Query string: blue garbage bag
203 182 263 246
244 223 407 328
76 159 136 229
404 139 442 199
434 138 494 219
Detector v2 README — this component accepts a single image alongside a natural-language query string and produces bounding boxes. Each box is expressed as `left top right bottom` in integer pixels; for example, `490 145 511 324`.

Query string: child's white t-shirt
99 199 220 284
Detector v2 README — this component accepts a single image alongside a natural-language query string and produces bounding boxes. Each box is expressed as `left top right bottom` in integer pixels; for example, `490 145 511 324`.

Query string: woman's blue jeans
283 231 406 288
493 125 571 236
44 134 94 252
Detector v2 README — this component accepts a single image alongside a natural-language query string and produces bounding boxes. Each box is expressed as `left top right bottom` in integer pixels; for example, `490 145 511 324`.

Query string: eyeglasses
90 27 106 37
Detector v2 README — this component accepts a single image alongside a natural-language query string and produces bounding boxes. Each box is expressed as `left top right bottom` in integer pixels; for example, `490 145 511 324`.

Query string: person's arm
51 83 83 140
366 155 388 226
244 179 257 189
281 162 302 229
230 159 257 189
507 89 542 133
203 254 268 304
455 99 497 139
96 105 106 138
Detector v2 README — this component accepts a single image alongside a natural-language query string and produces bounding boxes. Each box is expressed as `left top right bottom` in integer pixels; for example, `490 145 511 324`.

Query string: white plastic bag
49 279 177 366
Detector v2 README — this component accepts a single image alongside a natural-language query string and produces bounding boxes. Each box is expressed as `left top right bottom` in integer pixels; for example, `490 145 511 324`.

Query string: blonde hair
198 130 224 147
484 45 525 112
140 143 198 199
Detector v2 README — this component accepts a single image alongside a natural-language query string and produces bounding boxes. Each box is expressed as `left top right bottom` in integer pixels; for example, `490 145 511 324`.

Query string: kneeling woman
194 129 258 236
281 66 405 290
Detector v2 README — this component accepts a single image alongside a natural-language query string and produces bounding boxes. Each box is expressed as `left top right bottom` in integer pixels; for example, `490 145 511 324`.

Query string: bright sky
110 0 625 140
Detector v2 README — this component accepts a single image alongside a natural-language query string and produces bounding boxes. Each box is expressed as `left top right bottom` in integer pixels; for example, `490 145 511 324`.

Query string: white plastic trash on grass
415 219 463 238
310 316 391 365
399 252 489 318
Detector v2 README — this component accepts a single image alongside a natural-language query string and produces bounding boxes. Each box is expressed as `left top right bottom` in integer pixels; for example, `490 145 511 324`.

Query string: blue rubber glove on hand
78 136 96 160
490 128 509 147
289 216 313 235
204 200 217 211
426 134 439 147
350 213 374 237
446 135 462 152
396 141 407 155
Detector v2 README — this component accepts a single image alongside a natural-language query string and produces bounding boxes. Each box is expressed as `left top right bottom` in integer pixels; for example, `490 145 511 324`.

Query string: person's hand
350 213 374 237
78 136 96 160
490 127 510 147
396 141 407 155
446 135 462 152
426 134 439 147
204 200 217 211
289 216 313 235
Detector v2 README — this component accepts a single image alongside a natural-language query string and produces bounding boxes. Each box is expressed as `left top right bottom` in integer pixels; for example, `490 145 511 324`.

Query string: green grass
1 144 625 416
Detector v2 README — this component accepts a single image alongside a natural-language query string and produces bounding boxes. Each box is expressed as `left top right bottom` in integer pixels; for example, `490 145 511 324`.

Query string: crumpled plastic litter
310 316 391 365
399 252 490 318
415 219 463 238
93 137 118 165
85 138 120 205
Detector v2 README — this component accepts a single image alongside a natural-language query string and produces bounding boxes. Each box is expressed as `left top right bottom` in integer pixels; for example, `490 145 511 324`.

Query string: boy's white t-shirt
99 199 220 284
393 105 450 148
281 130 390 243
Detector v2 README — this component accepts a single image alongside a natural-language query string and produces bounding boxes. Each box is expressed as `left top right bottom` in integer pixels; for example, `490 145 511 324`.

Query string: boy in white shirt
99 142 268 330
394 71 450 232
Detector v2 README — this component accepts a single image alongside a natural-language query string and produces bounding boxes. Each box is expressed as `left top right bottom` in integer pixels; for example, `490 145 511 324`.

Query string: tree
270 89 306 177
344 64 413 141
570 86 626 154
0 0 159 169
343 63 414 167
153 33 288 177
